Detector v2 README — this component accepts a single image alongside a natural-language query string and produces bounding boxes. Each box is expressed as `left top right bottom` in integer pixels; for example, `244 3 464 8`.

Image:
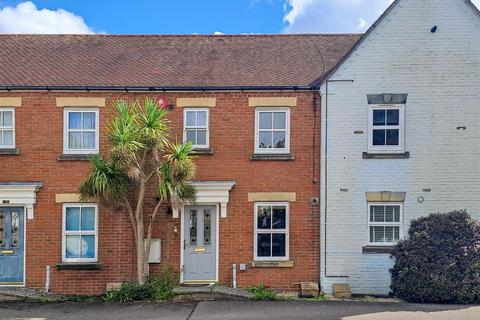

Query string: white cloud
283 0 480 33
0 1 96 34
213 31 224 35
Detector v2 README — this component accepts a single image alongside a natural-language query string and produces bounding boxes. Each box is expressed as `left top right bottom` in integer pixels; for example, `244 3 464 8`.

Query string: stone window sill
363 152 410 159
191 148 214 155
58 154 97 161
56 262 103 270
362 246 395 254
250 154 295 161
0 148 20 155
251 260 294 268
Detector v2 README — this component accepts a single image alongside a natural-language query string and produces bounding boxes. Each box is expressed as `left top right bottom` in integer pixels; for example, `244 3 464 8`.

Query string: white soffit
0 182 43 219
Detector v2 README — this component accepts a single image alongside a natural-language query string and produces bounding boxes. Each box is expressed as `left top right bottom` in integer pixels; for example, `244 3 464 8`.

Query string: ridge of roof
0 33 362 37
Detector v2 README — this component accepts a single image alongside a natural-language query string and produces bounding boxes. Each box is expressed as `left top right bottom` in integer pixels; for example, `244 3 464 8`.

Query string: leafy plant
390 210 480 303
80 98 197 284
103 267 176 303
248 284 278 301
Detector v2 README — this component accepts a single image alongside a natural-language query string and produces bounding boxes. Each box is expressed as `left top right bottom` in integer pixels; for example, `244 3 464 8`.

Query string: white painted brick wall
320 0 480 295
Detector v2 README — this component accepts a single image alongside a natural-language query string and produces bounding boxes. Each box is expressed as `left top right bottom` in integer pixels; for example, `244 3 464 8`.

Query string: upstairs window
183 108 209 149
63 109 99 154
367 203 403 246
255 108 290 154
368 105 404 152
0 108 15 148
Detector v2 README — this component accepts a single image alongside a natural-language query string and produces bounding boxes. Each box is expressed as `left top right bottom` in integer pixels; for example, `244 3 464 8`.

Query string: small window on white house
0 108 15 148
63 108 99 154
62 204 98 262
254 203 289 261
183 108 209 148
255 108 290 154
368 105 404 152
368 203 402 246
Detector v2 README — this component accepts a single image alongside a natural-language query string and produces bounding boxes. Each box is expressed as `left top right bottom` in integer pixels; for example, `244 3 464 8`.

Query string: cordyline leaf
108 100 145 168
79 155 130 204
138 98 168 150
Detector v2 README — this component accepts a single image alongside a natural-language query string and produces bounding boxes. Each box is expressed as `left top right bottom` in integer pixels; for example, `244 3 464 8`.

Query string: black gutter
0 85 319 92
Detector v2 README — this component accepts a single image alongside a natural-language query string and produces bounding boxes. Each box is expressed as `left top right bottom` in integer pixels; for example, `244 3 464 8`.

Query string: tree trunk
136 217 146 284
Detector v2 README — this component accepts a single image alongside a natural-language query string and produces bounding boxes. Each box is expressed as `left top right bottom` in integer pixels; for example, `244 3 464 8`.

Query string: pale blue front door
0 207 24 284
183 206 216 282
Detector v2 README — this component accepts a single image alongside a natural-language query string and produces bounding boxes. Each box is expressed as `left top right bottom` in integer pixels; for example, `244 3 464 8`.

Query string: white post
45 266 51 292
232 264 237 289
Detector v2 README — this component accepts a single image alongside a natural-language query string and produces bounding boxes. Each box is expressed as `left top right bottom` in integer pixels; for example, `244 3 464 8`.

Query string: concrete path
0 300 479 320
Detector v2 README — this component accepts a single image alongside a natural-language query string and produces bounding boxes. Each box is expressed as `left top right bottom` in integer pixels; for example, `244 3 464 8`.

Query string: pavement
0 300 479 320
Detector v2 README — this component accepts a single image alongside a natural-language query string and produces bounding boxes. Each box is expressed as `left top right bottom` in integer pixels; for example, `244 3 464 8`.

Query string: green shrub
103 267 176 302
248 284 278 301
390 210 480 303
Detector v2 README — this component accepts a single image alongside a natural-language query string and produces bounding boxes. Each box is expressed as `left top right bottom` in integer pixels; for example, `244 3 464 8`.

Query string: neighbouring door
0 207 24 284
183 205 216 283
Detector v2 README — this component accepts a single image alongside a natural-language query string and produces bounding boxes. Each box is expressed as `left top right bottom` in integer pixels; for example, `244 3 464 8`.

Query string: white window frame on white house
0 108 15 149
183 108 209 149
254 107 290 154
367 202 403 246
368 104 405 153
63 108 99 154
254 202 289 261
62 203 99 263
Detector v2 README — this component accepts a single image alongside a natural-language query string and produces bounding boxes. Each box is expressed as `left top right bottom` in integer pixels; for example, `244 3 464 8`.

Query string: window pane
196 130 207 145
81 235 95 259
189 210 197 245
273 131 286 149
272 233 286 257
257 206 272 229
394 206 400 222
373 129 386 146
2 111 13 127
11 211 19 248
387 109 400 125
81 207 95 231
385 227 395 242
272 206 286 229
186 130 196 144
204 209 211 245
273 112 286 129
3 130 13 146
369 226 374 243
373 226 385 243
259 132 272 149
197 111 207 127
257 233 271 257
186 111 196 126
68 112 82 129
394 227 400 241
259 112 272 129
83 132 96 149
68 132 82 149
386 129 399 145
66 235 80 258
371 206 385 222
83 112 96 129
66 207 80 230
373 110 385 126
385 206 394 222
0 212 4 247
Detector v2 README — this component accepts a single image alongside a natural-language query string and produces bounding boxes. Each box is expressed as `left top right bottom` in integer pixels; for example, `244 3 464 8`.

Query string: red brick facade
0 90 320 294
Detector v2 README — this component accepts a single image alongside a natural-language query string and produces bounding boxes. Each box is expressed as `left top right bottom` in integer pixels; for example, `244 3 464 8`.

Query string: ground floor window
62 203 98 262
254 202 289 260
368 203 402 245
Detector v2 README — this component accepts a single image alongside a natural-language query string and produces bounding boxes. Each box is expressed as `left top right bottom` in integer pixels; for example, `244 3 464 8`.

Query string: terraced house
0 33 359 293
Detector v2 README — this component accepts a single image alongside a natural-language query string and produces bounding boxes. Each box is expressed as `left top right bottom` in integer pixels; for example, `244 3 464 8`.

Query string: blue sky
0 0 479 34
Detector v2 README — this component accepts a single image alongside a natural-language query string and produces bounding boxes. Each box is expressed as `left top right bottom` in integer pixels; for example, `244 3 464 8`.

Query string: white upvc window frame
183 108 210 149
254 107 290 154
62 203 99 263
254 202 290 261
0 108 15 149
367 202 403 246
368 104 405 153
63 108 99 154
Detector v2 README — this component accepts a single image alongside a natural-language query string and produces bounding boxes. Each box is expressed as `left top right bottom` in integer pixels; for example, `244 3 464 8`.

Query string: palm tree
79 98 196 284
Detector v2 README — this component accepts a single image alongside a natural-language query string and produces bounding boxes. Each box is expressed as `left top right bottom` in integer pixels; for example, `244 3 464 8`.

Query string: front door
183 205 216 283
0 207 24 284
